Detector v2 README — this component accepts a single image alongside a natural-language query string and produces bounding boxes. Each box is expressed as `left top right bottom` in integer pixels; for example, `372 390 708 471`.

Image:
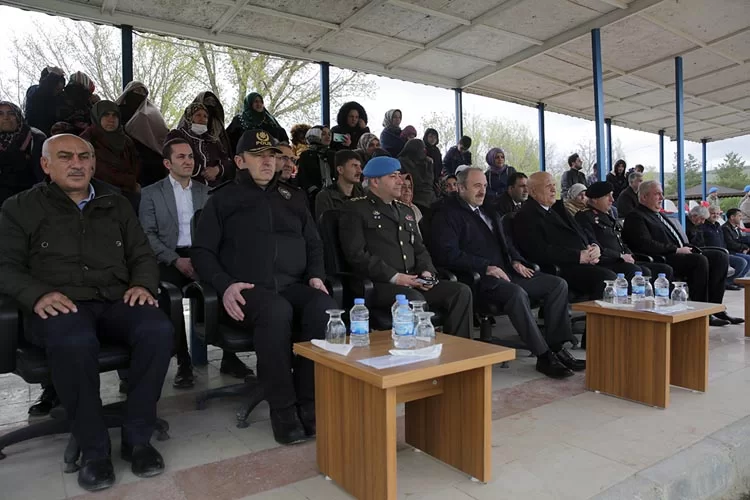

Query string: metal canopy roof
4 0 749 142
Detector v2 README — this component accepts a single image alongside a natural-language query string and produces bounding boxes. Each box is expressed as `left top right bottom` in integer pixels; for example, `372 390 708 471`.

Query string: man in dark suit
430 167 582 378
723 208 750 275
576 181 673 282
621 180 740 326
615 171 642 218
560 153 586 199
493 171 528 215
513 172 616 298
339 156 473 338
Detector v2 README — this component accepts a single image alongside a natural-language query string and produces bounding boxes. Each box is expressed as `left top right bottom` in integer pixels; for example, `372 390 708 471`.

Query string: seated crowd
0 68 744 492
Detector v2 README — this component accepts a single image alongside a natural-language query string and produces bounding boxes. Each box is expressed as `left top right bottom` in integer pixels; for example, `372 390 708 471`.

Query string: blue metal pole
591 29 607 179
121 25 133 89
675 56 685 228
319 62 330 126
701 139 708 201
605 118 613 176
538 102 546 172
454 88 463 145
658 129 665 189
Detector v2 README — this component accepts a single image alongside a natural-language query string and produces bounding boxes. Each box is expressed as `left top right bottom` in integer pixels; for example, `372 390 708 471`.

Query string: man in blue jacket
429 167 584 379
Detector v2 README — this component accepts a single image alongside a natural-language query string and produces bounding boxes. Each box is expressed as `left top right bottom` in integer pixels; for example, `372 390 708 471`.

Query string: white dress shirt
169 175 194 248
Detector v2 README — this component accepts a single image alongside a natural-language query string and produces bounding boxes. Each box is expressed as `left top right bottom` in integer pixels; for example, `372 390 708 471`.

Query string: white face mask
191 123 208 135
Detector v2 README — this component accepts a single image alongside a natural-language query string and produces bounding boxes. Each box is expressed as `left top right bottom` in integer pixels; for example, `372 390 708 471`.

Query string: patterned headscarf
68 71 95 93
0 101 31 152
357 132 378 151
183 102 208 126
240 92 282 131
382 109 401 128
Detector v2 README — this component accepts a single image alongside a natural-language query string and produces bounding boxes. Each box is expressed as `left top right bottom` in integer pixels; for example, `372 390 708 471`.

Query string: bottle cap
397 297 409 305
617 273 625 278
354 298 365 305
395 294 406 300
634 271 642 276
658 273 666 277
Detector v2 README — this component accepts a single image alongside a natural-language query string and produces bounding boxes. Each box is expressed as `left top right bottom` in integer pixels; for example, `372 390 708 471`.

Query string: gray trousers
479 272 573 355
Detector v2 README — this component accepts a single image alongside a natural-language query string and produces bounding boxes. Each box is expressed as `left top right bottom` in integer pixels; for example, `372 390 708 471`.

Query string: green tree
713 152 749 190
665 153 702 196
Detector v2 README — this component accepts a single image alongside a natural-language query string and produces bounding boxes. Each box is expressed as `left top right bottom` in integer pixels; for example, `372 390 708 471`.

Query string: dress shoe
220 353 254 379
709 315 730 327
298 402 316 437
715 312 745 325
725 284 742 291
172 362 195 389
270 406 307 445
28 385 60 416
77 457 115 492
536 352 574 379
121 442 165 478
555 347 586 372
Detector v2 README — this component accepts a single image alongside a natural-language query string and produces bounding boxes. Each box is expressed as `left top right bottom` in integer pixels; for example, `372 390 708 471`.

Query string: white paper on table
358 345 441 370
389 344 442 357
311 339 353 356
594 300 691 315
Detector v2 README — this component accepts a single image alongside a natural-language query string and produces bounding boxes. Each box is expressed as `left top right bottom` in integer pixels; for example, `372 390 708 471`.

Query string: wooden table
735 277 750 338
293 332 515 500
572 301 724 409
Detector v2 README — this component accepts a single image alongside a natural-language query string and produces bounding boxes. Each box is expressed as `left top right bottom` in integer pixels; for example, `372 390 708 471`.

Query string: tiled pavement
1 292 749 499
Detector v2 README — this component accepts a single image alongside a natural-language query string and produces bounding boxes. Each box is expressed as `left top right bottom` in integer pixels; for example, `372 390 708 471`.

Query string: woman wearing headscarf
355 132 380 165
297 125 336 209
485 147 517 201
330 101 369 151
400 125 417 143
226 92 288 153
115 81 170 188
398 138 435 214
80 100 141 209
290 123 311 158
166 102 234 187
0 101 46 204
607 159 628 201
178 91 232 156
379 109 404 157
55 71 95 135
398 173 423 232
25 66 66 137
563 183 588 217
423 128 443 182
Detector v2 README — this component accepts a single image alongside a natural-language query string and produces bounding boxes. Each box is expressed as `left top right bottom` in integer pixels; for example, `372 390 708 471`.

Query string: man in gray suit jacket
139 138 252 388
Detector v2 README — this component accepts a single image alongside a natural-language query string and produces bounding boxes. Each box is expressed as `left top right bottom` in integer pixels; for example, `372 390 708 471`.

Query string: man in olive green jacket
0 134 173 492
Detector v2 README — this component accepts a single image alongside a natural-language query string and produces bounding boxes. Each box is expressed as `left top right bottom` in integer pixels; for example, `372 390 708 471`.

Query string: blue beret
363 156 401 178
744 185 750 193
708 187 718 194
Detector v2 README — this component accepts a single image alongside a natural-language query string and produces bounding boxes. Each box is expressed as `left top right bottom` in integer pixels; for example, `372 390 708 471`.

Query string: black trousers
159 262 193 366
230 284 337 410
557 264 617 298
665 250 727 303
30 301 173 459
371 281 473 339
479 273 573 354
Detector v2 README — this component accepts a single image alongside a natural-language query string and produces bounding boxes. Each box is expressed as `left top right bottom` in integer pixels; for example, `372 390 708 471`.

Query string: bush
720 196 742 214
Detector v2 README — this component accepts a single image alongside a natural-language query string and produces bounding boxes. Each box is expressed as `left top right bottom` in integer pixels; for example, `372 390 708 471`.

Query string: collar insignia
278 187 291 199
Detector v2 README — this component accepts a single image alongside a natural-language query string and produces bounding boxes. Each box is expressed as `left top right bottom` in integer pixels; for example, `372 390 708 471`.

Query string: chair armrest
157 281 184 330
539 263 562 276
436 268 458 282
701 246 730 255
324 276 344 308
633 254 654 263
0 294 20 374
334 272 375 305
183 281 221 345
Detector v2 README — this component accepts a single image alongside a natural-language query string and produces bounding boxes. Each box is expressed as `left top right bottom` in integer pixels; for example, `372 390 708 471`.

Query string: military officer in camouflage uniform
338 156 473 338
575 181 673 282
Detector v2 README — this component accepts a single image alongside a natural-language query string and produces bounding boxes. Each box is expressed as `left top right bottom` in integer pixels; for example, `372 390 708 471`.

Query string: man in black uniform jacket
0 134 173 491
622 180 740 326
339 156 473 339
430 167 583 378
576 181 673 283
192 129 338 445
513 172 616 298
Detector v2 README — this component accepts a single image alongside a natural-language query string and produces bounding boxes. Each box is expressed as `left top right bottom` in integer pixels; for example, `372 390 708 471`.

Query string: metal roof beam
304 0 387 53
594 0 628 8
210 0 250 35
385 0 470 25
475 24 544 45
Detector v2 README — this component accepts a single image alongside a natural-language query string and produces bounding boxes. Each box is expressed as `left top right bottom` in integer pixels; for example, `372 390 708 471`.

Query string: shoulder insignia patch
278 187 292 200
405 214 415 222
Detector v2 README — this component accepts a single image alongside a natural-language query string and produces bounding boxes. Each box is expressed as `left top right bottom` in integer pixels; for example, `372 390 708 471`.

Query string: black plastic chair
0 282 181 468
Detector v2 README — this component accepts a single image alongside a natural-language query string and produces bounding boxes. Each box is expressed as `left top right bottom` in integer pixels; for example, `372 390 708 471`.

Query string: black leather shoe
77 457 115 492
710 315 730 327
28 385 60 417
121 442 165 478
536 352 574 379
270 406 307 445
555 347 586 372
220 353 254 379
715 311 745 325
725 284 742 291
173 362 195 389
298 402 316 438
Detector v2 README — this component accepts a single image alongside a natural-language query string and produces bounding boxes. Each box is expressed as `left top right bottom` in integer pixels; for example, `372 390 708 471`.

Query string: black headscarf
90 100 126 153
0 101 31 152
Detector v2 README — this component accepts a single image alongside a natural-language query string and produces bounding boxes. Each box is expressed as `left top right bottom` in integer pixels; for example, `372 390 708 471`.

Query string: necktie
657 213 684 246
474 207 493 232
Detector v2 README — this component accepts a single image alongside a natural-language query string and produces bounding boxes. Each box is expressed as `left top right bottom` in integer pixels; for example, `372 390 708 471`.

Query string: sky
1 5 747 173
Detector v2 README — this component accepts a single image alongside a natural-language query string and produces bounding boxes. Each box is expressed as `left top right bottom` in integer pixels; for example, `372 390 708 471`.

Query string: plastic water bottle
631 272 646 301
654 273 670 306
391 294 406 336
614 273 629 304
393 298 415 349
349 298 370 347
